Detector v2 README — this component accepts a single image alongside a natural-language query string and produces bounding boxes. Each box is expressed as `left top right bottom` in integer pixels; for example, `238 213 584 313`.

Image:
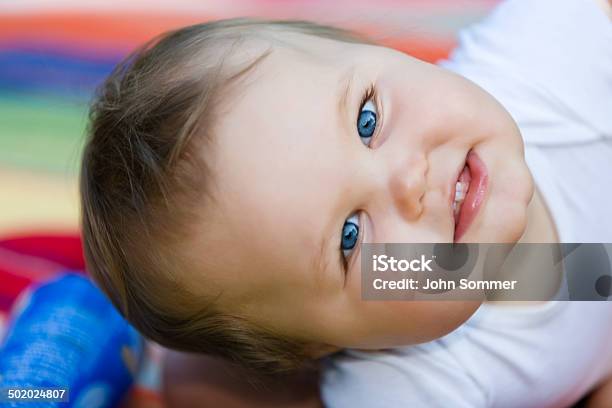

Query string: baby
80 0 612 406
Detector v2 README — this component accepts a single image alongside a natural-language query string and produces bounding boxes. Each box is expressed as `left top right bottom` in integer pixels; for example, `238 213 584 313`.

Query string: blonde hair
81 18 370 374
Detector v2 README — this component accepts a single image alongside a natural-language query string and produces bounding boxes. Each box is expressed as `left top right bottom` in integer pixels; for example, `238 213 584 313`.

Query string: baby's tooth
455 187 464 202
455 181 468 202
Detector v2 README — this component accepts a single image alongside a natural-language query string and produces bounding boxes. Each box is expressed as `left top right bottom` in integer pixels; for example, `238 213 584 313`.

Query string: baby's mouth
451 150 489 242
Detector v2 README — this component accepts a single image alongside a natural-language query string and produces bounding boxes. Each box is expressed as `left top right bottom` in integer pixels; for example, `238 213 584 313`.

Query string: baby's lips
454 150 489 242
458 164 472 185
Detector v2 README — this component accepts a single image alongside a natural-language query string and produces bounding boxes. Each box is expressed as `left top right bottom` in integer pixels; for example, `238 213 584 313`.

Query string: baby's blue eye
341 214 360 259
357 100 377 146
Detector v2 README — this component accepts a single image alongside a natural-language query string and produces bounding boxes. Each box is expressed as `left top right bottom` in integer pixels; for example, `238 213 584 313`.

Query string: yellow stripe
0 167 79 236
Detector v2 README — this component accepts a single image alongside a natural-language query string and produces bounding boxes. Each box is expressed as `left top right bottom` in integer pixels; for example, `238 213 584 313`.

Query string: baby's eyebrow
312 224 336 287
337 67 356 130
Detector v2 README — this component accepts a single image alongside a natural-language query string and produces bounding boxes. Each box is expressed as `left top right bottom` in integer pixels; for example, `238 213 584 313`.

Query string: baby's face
194 34 533 351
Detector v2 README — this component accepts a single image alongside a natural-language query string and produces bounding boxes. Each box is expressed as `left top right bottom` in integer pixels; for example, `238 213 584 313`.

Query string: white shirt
321 0 612 407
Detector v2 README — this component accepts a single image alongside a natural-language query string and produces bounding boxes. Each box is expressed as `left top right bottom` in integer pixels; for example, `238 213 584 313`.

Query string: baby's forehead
274 31 361 62
214 37 345 117
234 29 358 72
212 39 348 182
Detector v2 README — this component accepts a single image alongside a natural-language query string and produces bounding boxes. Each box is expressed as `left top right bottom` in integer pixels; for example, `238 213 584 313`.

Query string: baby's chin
492 169 534 242
463 199 530 243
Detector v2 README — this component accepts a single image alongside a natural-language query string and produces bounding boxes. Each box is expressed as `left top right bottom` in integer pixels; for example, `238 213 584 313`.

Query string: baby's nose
389 156 427 221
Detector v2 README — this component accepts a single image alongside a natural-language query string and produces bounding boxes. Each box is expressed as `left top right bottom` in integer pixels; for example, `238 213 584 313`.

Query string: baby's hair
81 18 371 374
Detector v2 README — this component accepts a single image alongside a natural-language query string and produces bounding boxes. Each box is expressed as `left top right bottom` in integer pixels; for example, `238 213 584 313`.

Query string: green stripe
0 93 89 174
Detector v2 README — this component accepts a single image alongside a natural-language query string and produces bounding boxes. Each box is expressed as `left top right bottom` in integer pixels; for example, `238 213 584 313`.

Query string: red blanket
0 233 85 312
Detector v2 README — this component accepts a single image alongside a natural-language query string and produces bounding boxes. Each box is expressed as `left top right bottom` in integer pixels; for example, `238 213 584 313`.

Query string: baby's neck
519 187 559 244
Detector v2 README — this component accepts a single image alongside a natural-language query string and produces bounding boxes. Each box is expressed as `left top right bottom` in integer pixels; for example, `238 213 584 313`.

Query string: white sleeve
321 346 487 408
440 0 612 144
